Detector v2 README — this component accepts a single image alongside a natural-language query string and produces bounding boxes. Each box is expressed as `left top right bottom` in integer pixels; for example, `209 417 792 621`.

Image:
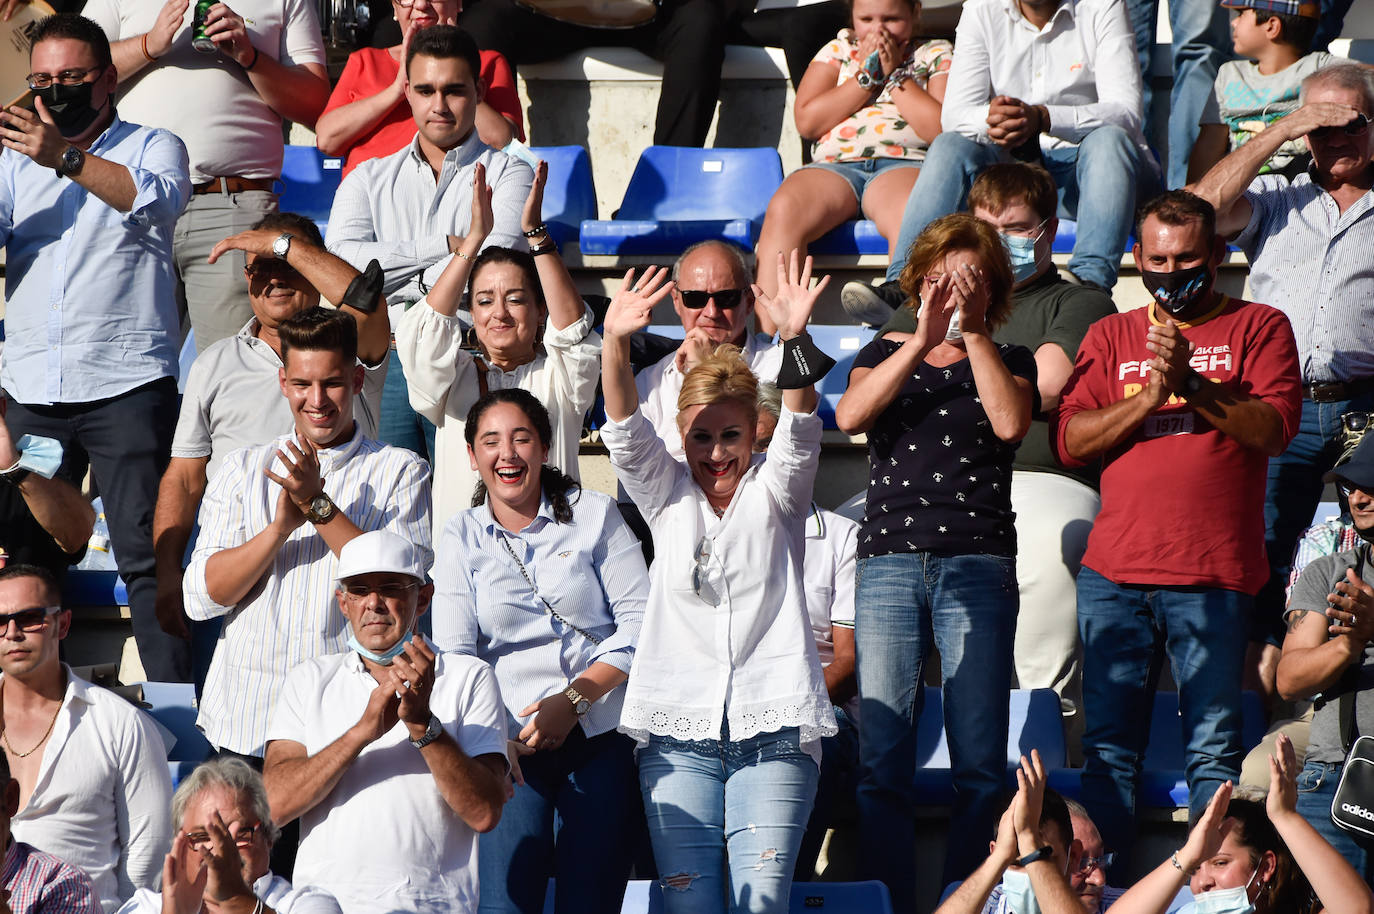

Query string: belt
192 176 275 195
1304 377 1374 402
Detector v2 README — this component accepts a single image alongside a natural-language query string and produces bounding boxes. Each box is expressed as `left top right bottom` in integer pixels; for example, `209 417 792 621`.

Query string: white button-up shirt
117 873 341 914
9 668 173 914
396 301 600 534
171 318 386 479
600 407 836 758
0 116 190 405
432 490 647 739
1235 171 1374 383
939 0 1148 156
184 427 433 756
325 132 532 307
635 332 781 461
267 651 508 914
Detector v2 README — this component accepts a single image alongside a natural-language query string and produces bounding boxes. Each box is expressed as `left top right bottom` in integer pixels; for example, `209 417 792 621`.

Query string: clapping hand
751 250 829 342
603 267 674 340
199 812 254 907
1267 733 1300 820
1011 750 1048 856
1176 780 1233 876
161 833 208 914
390 634 438 738
468 162 494 248
1327 566 1374 642
522 159 548 235
264 433 325 514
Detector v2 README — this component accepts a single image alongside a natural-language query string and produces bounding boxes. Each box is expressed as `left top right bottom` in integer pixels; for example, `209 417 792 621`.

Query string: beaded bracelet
522 223 549 238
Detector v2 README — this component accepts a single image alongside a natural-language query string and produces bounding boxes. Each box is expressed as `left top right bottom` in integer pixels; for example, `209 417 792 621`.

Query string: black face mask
33 79 103 138
1141 263 1213 316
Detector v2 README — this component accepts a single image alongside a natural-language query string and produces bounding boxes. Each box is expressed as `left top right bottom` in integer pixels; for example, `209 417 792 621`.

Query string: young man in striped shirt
183 307 433 767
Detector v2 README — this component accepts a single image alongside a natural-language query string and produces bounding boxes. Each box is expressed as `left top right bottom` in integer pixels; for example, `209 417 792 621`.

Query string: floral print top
811 30 952 164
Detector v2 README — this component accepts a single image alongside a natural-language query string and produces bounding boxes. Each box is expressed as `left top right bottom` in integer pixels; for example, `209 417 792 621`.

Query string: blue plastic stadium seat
279 146 343 235
810 220 888 256
1047 690 1267 807
529 146 597 247
579 147 784 256
63 570 127 607
139 681 213 786
790 881 894 914
810 325 876 429
912 688 1067 805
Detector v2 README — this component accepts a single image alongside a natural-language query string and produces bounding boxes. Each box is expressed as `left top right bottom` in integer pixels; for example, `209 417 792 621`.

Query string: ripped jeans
638 726 819 913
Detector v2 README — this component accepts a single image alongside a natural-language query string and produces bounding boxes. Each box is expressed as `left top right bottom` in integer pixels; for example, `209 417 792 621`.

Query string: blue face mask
347 629 414 665
1000 229 1043 284
11 435 63 478
1000 867 1041 914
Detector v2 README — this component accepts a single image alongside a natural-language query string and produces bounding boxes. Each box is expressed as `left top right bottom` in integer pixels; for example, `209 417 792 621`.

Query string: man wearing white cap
261 531 508 914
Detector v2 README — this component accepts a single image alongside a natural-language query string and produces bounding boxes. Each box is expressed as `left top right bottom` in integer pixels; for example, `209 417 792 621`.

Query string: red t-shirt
322 46 525 178
1050 296 1301 593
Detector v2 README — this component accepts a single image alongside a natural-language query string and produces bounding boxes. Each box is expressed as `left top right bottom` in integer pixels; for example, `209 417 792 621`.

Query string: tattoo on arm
1287 609 1313 633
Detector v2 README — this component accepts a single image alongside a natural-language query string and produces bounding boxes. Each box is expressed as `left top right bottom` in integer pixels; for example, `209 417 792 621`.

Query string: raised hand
160 833 208 914
603 267 674 340
264 434 325 513
144 0 191 58
1145 320 1195 392
1267 733 1300 820
207 227 290 264
354 677 401 744
201 2 257 69
200 811 253 906
911 275 956 351
1011 750 1047 853
751 250 829 341
1327 566 1374 642
1291 101 1365 140
467 162 494 247
391 21 419 92
390 634 437 733
0 102 70 168
522 159 548 234
1177 781 1233 875
875 28 902 79
945 260 992 335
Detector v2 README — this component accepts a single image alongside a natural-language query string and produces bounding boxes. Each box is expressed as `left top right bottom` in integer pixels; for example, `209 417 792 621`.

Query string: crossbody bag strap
496 531 604 645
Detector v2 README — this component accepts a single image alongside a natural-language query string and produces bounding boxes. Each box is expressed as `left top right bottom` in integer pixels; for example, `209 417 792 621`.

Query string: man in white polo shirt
262 531 508 914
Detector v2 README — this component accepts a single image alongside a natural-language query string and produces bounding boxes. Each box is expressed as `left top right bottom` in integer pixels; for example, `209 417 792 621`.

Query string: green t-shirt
878 269 1117 487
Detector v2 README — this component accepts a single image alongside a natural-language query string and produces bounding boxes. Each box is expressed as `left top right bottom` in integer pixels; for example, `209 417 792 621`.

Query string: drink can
192 0 217 53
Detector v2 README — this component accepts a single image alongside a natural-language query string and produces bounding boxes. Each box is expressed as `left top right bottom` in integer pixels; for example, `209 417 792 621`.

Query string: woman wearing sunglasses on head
429 387 647 914
394 161 601 537
599 251 838 914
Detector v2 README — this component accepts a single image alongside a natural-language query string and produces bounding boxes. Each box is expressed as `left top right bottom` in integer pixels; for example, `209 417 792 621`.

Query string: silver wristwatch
272 232 294 260
409 714 443 749
563 684 591 716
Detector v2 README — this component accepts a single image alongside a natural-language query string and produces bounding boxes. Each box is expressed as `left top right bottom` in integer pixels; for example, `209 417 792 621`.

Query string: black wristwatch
55 145 84 179
1015 845 1054 867
1183 370 1205 396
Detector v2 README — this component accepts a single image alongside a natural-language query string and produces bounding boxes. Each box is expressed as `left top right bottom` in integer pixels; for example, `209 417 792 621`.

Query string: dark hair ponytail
465 388 580 523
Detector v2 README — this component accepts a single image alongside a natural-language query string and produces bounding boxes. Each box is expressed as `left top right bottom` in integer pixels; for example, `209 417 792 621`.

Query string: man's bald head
670 241 756 347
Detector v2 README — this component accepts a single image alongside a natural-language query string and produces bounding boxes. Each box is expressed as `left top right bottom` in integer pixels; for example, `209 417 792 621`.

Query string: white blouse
395 300 602 537
600 405 837 758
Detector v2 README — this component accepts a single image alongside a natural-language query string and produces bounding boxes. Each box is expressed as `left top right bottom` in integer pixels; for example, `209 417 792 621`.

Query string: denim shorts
802 156 920 204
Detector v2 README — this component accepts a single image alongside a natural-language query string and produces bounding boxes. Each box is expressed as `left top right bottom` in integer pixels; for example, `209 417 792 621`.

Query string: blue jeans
1259 394 1374 645
638 727 818 914
479 728 640 914
1296 759 1374 885
796 706 860 881
1126 0 1228 189
1077 567 1248 877
885 128 1147 290
379 347 436 461
854 551 1017 911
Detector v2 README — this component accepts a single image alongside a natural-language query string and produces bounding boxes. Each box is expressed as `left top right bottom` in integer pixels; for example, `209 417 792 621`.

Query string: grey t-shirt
1287 546 1374 765
171 318 385 479
1200 52 1341 175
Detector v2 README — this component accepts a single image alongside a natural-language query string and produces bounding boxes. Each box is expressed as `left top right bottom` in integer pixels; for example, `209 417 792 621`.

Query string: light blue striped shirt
1236 171 1374 383
0 115 190 405
431 488 646 739
184 425 433 756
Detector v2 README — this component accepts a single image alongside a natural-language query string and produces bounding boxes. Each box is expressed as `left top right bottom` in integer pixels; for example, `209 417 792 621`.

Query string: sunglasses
692 536 720 606
1344 412 1374 434
245 259 303 282
678 288 747 310
341 582 419 600
0 606 59 634
1311 114 1370 139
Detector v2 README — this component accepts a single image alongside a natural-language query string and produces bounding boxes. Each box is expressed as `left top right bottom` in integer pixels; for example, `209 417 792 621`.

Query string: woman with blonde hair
835 212 1037 905
600 252 837 913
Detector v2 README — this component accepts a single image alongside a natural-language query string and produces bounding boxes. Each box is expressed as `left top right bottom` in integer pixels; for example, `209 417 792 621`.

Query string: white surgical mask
1000 868 1041 914
1186 867 1259 914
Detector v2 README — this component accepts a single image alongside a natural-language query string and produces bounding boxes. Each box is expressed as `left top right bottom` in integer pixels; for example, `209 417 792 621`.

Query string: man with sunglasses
263 531 507 914
151 213 388 685
0 13 192 685
121 757 341 914
1191 63 1374 694
1277 432 1374 881
0 564 172 913
635 240 782 460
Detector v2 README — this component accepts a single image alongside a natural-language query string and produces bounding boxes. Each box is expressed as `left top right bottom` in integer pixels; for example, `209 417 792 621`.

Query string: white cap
336 531 427 582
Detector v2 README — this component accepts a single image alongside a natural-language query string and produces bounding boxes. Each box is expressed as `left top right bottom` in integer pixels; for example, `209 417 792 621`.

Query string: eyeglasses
244 259 303 282
184 822 265 852
1000 218 1049 240
1344 412 1374 434
342 582 419 600
26 65 104 89
678 288 746 310
394 0 459 8
1339 483 1371 501
1075 852 1116 877
692 537 719 606
1311 114 1371 139
0 606 60 634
